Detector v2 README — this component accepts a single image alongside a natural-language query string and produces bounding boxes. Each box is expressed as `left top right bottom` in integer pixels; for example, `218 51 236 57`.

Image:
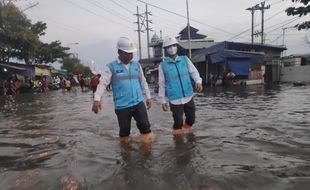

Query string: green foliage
0 2 38 63
286 0 310 30
60 56 92 77
0 1 70 64
34 41 69 64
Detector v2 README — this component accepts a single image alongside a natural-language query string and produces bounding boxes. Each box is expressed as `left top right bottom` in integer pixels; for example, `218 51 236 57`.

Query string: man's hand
146 98 152 110
195 83 203 93
92 101 102 114
162 103 169 112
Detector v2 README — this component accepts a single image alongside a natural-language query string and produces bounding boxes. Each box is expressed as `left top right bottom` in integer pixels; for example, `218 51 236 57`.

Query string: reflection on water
0 84 310 190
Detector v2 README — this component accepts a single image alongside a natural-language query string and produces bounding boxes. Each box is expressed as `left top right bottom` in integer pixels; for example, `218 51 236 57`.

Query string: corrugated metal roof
178 40 217 50
0 63 26 70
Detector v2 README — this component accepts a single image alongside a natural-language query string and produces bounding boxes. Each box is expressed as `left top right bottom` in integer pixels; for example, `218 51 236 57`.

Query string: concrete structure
280 54 310 83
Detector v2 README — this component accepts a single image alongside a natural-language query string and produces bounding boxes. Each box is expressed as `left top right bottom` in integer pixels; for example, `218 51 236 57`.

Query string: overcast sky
16 0 309 71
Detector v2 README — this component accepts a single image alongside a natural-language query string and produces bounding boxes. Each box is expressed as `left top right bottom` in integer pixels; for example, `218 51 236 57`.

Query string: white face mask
166 45 178 56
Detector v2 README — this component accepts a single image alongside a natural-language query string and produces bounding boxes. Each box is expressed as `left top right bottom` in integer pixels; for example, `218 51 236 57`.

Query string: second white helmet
116 37 137 53
162 36 178 48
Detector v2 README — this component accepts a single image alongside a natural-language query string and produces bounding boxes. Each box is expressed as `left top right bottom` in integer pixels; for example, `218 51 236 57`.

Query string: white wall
281 65 310 82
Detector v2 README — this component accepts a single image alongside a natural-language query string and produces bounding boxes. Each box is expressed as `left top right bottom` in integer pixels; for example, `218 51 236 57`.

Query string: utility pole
281 26 294 56
260 1 270 44
145 4 152 61
246 2 270 44
246 5 259 44
282 27 286 46
186 0 192 58
135 6 142 60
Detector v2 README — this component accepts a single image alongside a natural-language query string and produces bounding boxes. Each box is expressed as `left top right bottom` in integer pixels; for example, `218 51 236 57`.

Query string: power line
109 0 134 14
31 13 104 40
64 0 134 30
137 0 249 41
120 0 138 8
265 16 301 33
270 0 284 6
86 0 133 23
228 2 296 41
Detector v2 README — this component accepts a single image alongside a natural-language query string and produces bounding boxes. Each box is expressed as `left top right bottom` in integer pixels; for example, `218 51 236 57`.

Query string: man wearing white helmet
92 37 153 141
159 36 203 135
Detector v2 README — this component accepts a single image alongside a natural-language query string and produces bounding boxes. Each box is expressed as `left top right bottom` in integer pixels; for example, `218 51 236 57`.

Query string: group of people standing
92 36 203 141
2 78 21 96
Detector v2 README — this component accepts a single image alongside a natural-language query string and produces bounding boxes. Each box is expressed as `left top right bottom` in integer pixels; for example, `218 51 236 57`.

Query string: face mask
166 45 178 56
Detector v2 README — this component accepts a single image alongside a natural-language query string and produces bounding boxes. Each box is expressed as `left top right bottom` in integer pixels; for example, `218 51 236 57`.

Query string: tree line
0 0 92 76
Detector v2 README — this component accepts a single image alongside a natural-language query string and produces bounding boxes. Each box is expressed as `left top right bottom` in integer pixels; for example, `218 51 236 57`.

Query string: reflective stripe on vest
109 60 144 109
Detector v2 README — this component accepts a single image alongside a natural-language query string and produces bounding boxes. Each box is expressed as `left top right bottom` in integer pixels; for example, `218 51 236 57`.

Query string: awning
0 63 26 71
227 59 250 76
210 50 263 64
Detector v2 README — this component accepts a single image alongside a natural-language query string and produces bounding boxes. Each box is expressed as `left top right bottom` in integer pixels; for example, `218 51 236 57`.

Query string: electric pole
135 6 142 60
145 4 152 61
246 2 270 44
260 1 270 44
246 4 259 44
186 0 192 58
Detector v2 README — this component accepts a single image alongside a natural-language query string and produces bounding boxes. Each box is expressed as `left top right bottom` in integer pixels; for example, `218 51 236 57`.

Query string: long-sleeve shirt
94 59 151 101
158 56 202 105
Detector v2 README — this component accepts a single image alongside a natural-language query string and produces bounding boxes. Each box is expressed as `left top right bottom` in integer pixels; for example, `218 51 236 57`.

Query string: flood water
0 84 310 190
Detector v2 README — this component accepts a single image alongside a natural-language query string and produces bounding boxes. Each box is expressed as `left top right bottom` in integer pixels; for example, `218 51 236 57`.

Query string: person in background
92 37 153 142
65 77 71 91
2 79 9 95
91 74 101 93
13 78 21 94
158 36 203 135
79 75 86 92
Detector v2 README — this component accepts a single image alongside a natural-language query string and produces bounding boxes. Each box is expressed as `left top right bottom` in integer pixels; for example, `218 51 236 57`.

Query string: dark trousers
169 98 196 129
115 101 151 137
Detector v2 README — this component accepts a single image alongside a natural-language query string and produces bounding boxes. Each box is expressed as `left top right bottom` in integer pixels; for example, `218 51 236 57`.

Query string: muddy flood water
0 84 310 190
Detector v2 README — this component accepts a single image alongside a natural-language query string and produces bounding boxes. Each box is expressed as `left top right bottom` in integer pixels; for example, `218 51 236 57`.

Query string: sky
16 0 309 72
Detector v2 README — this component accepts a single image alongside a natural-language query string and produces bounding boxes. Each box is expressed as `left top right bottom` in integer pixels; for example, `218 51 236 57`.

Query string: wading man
159 36 203 135
92 37 153 141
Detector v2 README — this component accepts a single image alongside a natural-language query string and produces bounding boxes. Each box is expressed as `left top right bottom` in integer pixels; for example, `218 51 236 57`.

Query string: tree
286 0 310 30
0 1 69 64
60 56 92 77
0 1 39 63
34 41 69 64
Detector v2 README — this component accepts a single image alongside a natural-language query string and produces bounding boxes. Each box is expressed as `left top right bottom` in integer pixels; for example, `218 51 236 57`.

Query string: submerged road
0 84 310 190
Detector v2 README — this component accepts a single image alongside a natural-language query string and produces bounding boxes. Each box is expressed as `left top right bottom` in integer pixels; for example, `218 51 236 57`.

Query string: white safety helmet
116 37 137 53
162 36 178 48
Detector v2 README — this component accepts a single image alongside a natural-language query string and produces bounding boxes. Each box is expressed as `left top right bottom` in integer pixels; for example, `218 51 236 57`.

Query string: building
176 26 215 56
280 53 310 83
192 41 286 85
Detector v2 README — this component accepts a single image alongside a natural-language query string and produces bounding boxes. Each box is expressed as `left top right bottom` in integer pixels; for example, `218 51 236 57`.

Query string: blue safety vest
161 56 193 101
108 60 144 109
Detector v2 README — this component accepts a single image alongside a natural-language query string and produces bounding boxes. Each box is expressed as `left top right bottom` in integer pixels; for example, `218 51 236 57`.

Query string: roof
210 50 264 63
225 41 287 52
178 40 217 50
193 41 286 58
285 53 310 59
0 63 26 71
192 42 265 64
178 25 207 40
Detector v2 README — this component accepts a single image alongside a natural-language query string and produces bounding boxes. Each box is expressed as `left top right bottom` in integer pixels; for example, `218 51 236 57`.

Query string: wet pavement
0 84 310 190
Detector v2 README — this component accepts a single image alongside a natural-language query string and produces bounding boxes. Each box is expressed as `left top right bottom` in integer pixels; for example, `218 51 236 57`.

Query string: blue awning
192 41 264 64
227 59 250 76
210 50 263 64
